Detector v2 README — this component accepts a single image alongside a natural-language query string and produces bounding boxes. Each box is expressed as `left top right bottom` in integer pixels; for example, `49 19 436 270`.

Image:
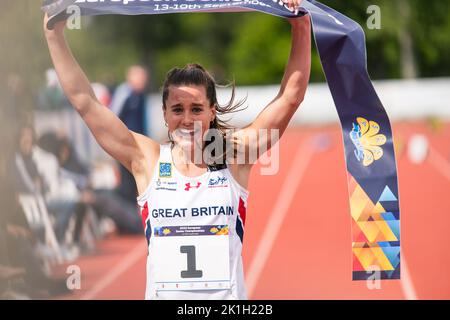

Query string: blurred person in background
109 65 149 210
11 123 88 259
38 131 143 235
1 116 69 299
110 65 149 136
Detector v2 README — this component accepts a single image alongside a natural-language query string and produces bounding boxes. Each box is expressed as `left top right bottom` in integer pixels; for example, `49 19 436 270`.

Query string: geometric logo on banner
379 186 398 202
380 246 401 269
349 174 400 280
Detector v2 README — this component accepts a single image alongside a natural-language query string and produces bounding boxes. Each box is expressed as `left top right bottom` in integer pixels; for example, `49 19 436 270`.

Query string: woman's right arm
43 15 157 184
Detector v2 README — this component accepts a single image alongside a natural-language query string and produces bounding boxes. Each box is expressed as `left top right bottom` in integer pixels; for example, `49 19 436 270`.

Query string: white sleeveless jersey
137 144 249 300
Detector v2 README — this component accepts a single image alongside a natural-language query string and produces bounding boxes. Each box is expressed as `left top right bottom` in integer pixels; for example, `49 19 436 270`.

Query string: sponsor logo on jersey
184 182 201 191
159 162 172 178
153 227 172 236
154 224 229 236
208 176 228 188
155 178 177 191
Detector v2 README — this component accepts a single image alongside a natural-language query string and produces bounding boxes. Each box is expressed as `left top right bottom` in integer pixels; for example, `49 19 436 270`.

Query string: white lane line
246 138 315 297
80 240 145 300
400 252 418 300
428 146 450 181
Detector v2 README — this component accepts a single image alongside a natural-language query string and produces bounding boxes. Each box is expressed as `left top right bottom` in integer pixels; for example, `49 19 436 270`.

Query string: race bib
152 225 231 291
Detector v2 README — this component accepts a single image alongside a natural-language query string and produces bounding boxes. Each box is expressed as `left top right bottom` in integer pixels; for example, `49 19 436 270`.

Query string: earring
164 122 168 127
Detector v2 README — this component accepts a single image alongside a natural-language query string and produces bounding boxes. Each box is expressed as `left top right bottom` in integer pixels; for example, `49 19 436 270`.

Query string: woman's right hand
43 12 66 37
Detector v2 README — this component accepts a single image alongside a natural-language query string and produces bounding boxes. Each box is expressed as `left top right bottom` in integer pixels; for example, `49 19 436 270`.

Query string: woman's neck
171 143 207 172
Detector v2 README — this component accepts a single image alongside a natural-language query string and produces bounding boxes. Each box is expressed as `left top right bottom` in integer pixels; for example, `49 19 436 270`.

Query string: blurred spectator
110 65 149 204
11 124 87 256
110 65 149 134
38 132 143 235
1 118 69 299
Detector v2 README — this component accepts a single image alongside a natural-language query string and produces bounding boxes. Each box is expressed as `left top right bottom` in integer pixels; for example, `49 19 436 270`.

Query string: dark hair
162 63 247 164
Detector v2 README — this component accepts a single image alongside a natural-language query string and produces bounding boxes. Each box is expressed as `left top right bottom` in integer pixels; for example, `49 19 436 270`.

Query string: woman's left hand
282 0 303 15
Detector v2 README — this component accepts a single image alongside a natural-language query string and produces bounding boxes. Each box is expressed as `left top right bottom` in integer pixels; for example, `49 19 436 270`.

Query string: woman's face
164 84 216 151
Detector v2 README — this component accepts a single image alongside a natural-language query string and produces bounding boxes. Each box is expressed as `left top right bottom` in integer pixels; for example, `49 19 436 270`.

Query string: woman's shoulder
130 131 161 158
226 162 251 191
130 134 163 196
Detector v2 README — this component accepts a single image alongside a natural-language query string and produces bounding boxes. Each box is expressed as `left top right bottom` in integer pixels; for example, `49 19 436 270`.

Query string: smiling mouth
173 129 202 141
177 128 201 135
179 129 195 134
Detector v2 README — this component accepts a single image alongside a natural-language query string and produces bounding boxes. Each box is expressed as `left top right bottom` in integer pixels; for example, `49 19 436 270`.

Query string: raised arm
235 13 311 162
43 14 158 186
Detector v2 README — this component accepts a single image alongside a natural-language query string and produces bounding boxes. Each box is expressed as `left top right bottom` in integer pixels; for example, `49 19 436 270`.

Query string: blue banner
43 0 401 281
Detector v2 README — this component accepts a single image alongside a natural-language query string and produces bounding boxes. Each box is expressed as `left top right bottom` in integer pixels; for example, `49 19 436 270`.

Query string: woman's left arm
235 14 311 161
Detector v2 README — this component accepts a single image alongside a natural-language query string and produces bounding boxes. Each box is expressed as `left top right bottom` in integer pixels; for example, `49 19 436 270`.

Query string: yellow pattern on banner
349 175 399 274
